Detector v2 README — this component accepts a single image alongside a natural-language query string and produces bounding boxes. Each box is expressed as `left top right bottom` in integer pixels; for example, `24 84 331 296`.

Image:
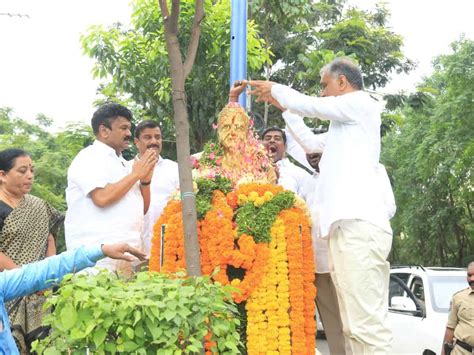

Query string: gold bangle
140 181 151 186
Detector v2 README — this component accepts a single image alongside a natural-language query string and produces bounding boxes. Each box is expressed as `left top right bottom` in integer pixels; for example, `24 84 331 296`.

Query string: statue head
217 103 250 151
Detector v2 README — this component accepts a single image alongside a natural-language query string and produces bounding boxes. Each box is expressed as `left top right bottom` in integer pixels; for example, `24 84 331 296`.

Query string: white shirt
299 172 330 273
65 140 144 250
273 84 393 237
276 158 310 196
285 127 313 172
142 157 179 255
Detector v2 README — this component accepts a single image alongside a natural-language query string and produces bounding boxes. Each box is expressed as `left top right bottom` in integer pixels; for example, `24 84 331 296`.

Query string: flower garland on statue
149 182 317 353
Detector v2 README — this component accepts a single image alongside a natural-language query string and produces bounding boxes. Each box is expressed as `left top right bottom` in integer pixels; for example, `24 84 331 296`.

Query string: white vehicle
389 266 467 355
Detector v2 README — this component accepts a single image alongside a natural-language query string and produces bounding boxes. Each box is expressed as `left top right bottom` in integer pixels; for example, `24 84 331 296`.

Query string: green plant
195 175 233 219
236 191 295 243
32 271 241 354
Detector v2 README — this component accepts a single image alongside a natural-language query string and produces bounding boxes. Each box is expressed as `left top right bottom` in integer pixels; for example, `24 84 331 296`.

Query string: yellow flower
231 278 241 286
237 193 248 205
253 196 265 207
263 190 274 201
248 191 259 201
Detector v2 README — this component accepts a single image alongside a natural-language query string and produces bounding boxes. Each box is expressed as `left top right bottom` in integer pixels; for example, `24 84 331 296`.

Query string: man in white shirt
248 58 394 354
289 136 349 355
133 120 180 256
261 127 309 195
65 103 157 273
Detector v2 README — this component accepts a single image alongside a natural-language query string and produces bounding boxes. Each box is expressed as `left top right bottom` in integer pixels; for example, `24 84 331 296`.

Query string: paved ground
316 338 329 355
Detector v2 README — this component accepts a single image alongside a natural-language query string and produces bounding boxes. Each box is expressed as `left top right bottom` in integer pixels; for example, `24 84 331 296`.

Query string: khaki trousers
316 273 351 355
328 220 393 355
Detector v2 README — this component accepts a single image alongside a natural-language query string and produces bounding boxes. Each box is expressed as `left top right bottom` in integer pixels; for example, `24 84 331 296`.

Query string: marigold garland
149 182 316 353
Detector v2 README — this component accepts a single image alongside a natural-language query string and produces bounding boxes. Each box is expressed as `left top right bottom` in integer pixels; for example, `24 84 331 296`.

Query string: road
316 338 329 355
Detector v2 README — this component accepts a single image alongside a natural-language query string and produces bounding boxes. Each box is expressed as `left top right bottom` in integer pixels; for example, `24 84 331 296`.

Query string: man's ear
339 75 348 90
97 124 109 139
134 137 139 145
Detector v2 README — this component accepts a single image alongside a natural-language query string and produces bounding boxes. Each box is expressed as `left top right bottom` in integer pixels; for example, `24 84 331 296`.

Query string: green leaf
44 347 62 355
60 303 77 330
125 327 134 339
93 327 107 348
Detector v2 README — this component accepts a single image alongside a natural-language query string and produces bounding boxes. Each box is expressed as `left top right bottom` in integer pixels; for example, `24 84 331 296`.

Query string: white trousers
328 219 393 355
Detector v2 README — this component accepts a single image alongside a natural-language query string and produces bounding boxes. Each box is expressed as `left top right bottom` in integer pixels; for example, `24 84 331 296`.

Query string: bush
32 271 241 354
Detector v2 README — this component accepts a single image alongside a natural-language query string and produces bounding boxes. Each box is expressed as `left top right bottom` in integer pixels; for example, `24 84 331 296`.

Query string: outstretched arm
283 111 327 154
0 244 146 302
247 80 357 123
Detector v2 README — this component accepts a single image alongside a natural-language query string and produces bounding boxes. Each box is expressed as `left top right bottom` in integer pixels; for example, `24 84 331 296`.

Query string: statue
193 82 276 185
151 82 316 353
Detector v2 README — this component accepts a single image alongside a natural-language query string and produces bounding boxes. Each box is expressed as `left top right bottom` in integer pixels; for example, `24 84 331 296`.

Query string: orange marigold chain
149 184 316 353
281 208 317 354
301 212 317 351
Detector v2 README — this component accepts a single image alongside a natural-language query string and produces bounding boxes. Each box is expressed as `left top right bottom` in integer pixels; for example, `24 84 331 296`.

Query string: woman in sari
0 148 63 354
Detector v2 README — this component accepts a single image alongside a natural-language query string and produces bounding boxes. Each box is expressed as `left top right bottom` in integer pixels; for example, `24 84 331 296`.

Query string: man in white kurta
133 120 180 256
248 57 395 354
65 103 156 273
288 132 349 354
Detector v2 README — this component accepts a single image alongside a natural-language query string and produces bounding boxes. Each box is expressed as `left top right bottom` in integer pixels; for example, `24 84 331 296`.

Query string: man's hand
229 80 247 103
245 80 286 111
132 149 157 181
101 243 147 262
246 80 276 102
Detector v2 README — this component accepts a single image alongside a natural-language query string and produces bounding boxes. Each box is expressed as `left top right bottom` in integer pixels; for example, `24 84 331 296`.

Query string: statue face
218 113 248 150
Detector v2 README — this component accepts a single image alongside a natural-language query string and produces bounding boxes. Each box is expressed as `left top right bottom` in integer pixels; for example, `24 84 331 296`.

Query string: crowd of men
1 57 471 355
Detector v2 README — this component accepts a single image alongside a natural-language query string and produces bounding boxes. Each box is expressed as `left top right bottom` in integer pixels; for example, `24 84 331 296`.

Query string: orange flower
280 208 316 354
149 182 317 353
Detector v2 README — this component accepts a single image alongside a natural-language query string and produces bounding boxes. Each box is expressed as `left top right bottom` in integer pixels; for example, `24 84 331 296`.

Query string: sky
1 0 473 130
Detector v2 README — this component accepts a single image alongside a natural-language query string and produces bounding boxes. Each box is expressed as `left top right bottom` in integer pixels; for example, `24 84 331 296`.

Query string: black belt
455 339 474 353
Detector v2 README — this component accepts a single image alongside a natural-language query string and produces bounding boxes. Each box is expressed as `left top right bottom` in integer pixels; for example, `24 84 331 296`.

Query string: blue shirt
0 246 104 354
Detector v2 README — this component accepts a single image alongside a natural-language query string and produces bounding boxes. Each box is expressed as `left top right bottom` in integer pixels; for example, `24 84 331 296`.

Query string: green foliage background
1 1 471 266
382 38 474 266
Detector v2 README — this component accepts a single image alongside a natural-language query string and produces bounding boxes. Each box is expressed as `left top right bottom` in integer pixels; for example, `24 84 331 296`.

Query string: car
388 266 467 355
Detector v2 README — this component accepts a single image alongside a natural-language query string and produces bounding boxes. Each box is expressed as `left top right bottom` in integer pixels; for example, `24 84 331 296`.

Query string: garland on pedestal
149 180 316 354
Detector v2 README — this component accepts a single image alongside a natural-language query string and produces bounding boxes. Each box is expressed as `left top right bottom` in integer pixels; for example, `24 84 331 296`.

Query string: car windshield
429 275 466 312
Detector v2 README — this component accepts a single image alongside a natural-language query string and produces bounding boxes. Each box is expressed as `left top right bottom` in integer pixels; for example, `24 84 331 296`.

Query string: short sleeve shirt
65 140 144 250
447 287 474 345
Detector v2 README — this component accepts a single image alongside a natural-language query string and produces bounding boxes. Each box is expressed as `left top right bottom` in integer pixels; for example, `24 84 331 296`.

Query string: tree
0 108 93 251
248 1 415 127
382 38 474 266
81 0 270 154
156 0 205 276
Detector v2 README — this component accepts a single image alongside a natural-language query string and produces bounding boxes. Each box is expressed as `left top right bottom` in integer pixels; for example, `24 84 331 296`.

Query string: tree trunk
160 0 204 277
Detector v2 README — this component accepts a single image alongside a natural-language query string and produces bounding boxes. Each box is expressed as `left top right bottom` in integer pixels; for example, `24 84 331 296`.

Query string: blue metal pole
230 0 247 108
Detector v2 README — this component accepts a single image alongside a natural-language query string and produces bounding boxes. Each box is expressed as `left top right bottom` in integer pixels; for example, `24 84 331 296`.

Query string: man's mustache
469 280 474 286
147 144 160 149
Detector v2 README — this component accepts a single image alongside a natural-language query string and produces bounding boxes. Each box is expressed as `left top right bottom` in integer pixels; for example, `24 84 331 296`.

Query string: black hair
261 126 287 144
134 120 160 139
0 148 30 172
321 57 364 90
91 102 133 135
